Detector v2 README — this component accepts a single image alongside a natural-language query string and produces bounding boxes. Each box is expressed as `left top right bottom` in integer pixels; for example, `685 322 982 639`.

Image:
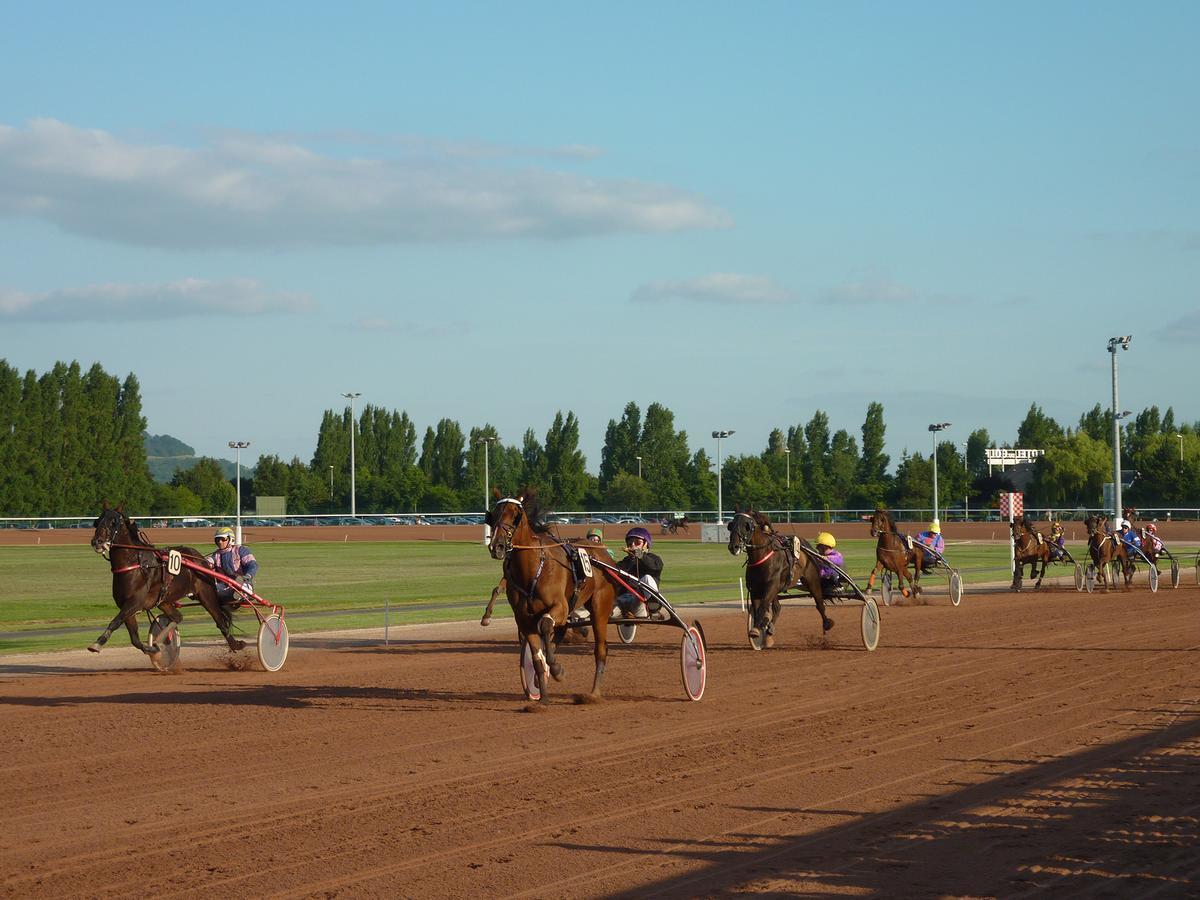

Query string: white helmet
1114 517 1128 529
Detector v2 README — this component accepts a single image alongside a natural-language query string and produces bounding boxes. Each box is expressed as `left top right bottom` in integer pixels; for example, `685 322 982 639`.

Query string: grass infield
0 538 1134 654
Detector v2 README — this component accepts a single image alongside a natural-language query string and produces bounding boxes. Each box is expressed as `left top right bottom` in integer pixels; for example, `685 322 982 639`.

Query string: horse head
869 508 892 538
90 502 128 557
486 488 525 560
727 508 773 555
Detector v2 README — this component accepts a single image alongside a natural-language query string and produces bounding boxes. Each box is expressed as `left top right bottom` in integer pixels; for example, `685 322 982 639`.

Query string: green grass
5 537 1185 655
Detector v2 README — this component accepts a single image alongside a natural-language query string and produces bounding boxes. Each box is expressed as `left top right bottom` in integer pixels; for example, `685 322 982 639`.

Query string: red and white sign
999 492 1024 519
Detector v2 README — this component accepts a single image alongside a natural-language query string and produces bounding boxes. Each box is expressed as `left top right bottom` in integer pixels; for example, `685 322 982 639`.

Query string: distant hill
144 433 240 483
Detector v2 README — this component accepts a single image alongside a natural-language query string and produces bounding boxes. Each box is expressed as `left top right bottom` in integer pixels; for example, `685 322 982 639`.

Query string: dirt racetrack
3 585 1199 898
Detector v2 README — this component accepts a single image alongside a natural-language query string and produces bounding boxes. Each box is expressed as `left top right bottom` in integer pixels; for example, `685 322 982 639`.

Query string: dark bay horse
1085 514 1133 591
1010 519 1051 591
88 503 246 656
486 487 616 702
727 509 833 646
866 508 924 599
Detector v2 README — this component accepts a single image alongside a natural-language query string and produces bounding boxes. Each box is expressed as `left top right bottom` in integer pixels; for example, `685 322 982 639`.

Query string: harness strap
111 563 141 574
747 548 775 567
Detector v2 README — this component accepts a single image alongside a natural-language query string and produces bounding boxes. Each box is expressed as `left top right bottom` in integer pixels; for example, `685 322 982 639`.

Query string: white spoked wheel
880 572 893 607
1085 564 1096 593
1109 562 1123 590
256 614 289 672
948 570 963 607
616 620 637 645
148 614 182 672
746 611 766 651
680 622 706 701
860 598 880 651
1148 565 1159 593
519 639 541 701
1073 563 1084 592
1170 561 1180 588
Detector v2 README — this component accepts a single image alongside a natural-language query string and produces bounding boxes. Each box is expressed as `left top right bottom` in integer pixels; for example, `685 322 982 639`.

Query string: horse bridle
489 497 525 557
729 512 778 562
91 510 125 559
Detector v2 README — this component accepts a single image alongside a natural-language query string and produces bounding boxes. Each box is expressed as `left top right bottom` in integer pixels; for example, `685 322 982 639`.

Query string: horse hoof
144 645 161 655
232 640 246 652
765 633 776 648
822 619 835 632
87 643 101 653
550 662 564 681
480 616 491 627
900 588 910 598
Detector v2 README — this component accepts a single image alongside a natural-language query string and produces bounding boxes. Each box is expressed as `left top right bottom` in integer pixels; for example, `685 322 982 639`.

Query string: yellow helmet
214 526 235 544
929 520 941 534
816 531 836 548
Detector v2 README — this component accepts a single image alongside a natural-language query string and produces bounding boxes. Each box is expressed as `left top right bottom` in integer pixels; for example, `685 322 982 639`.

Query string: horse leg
526 631 551 703
1034 555 1046 589
90 601 155 654
196 584 246 652
539 613 564 681
866 560 883 590
588 590 613 697
767 595 782 647
480 583 501 626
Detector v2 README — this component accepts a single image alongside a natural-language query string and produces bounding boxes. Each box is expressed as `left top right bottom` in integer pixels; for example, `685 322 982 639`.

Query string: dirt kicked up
2 585 1198 898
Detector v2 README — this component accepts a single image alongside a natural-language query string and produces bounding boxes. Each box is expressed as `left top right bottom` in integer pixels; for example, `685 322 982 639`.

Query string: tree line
2 359 1197 517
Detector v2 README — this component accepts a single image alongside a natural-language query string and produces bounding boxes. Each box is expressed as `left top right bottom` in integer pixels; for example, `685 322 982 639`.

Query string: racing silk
205 544 259 580
818 549 845 580
917 531 945 553
618 550 663 585
1120 530 1141 551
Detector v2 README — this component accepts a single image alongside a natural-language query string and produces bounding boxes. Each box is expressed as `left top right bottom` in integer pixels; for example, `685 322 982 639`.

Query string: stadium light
477 436 497 543
712 430 735 524
927 423 951 524
1107 337 1131 519
228 441 250 543
784 447 791 524
342 392 361 517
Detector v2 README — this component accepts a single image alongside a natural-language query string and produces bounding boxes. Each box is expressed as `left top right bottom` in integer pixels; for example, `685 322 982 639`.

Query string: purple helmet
625 526 653 548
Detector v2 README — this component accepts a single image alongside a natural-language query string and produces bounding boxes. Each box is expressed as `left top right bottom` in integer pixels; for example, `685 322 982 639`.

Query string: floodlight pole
712 430 735 524
962 442 969 522
784 447 791 524
478 436 496 543
927 423 951 523
228 441 250 544
342 392 361 517
1107 337 1131 518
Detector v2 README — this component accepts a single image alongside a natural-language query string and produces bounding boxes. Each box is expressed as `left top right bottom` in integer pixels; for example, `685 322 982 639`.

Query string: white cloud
631 273 796 306
0 277 315 322
1157 309 1200 342
827 278 917 305
0 119 729 249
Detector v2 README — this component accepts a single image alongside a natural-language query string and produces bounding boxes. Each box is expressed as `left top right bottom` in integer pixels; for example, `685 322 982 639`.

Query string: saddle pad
792 535 802 558
575 545 593 579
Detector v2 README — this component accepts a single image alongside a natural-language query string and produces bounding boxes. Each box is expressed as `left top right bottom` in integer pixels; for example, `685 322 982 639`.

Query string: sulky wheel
1085 563 1096 594
1074 563 1084 592
746 611 766 651
679 621 706 701
949 570 963 607
1148 565 1159 593
519 638 541 701
256 614 289 672
860 598 880 651
1170 560 1180 588
880 572 893 607
148 614 182 672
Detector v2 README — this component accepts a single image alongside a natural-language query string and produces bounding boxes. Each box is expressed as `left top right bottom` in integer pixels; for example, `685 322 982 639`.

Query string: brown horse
1085 514 1133 591
88 503 246 657
727 509 833 646
486 487 616 702
866 508 926 599
1010 519 1052 590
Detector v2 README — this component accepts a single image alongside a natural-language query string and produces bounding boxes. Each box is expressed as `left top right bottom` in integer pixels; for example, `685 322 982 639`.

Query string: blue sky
2 1 1197 473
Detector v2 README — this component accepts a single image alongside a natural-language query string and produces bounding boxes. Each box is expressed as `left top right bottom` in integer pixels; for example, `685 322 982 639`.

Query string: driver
815 532 845 595
616 527 665 620
1049 520 1066 560
205 526 259 612
1118 519 1141 551
916 520 944 573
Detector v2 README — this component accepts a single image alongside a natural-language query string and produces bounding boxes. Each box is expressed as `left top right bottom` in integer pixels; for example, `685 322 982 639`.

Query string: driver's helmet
816 531 836 549
1146 522 1158 535
1117 518 1131 530
214 526 235 544
929 520 941 534
586 527 604 542
625 526 652 548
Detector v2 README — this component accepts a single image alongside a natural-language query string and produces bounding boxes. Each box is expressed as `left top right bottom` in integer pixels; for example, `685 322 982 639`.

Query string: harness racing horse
1009 519 1052 591
486 487 616 702
727 509 834 646
866 508 925 599
1085 514 1133 591
88 503 246 657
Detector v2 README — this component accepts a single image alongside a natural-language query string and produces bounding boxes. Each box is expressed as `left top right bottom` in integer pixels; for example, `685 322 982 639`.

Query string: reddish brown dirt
2 586 1199 898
